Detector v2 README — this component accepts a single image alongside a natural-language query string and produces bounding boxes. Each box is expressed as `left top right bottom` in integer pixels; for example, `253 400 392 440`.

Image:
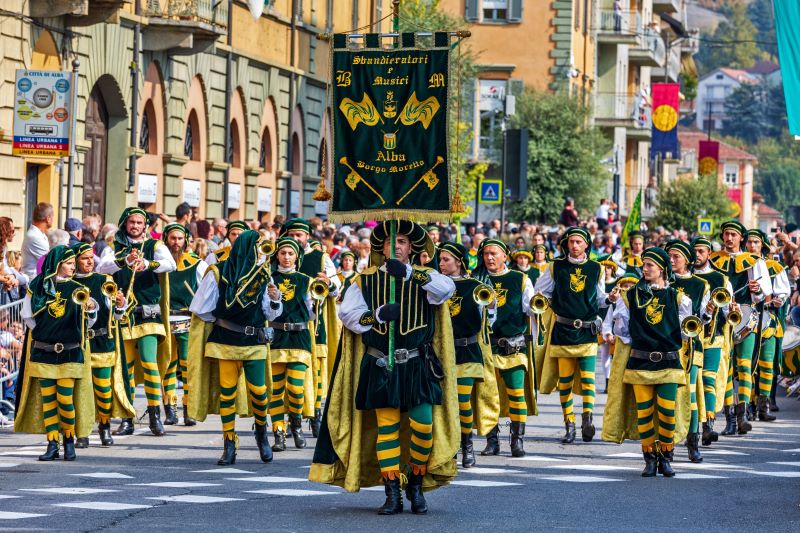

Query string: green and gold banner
328 32 452 223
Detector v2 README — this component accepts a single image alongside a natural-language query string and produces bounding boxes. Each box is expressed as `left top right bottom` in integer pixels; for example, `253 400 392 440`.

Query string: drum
169 314 191 335
781 325 800 351
780 326 800 377
732 304 757 345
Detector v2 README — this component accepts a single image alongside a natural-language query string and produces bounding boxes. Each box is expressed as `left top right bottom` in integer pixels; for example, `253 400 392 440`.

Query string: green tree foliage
753 135 800 219
722 82 788 143
695 0 764 72
652 175 735 231
747 0 778 59
507 89 611 223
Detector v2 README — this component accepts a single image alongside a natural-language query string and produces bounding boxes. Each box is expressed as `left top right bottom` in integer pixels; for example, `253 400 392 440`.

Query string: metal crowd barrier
0 299 25 419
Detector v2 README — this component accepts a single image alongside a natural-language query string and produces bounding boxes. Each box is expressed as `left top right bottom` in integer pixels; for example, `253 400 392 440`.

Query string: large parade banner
773 3 800 136
328 33 452 223
650 83 680 159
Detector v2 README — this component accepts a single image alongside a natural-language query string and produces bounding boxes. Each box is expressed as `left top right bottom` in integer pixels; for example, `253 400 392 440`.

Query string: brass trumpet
711 287 731 308
681 315 702 338
71 286 91 307
258 239 276 257
530 293 550 315
101 280 118 299
473 284 495 307
310 278 330 301
727 308 742 326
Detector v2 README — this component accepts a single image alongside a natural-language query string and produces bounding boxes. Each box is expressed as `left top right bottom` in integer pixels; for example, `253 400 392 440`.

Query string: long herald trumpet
727 308 742 326
101 280 118 299
473 284 495 307
530 293 550 315
711 287 731 308
258 239 276 257
71 287 91 307
310 278 330 301
681 315 702 338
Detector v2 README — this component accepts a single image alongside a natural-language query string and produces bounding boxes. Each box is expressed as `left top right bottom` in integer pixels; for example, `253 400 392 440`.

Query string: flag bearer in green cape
162 224 207 426
71 242 135 448
15 246 98 461
267 236 317 452
280 218 341 438
437 242 499 468
188 230 283 465
536 227 608 445
691 236 735 447
665 240 713 463
309 220 457 516
710 220 772 435
745 229 789 422
601 247 696 478
473 238 537 458
205 220 248 266
95 207 176 437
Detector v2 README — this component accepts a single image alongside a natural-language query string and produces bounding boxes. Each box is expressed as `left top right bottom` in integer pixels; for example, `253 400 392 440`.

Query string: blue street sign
479 179 502 205
698 218 714 235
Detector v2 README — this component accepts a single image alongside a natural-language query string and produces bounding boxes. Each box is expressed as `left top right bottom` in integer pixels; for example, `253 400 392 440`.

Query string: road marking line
540 475 622 483
541 464 639 471
748 471 800 478
20 487 118 495
147 495 245 503
458 467 524 474
192 468 255 474
227 476 308 483
245 489 339 496
451 480 522 487
53 502 151 511
129 482 221 488
71 472 134 479
0 511 49 519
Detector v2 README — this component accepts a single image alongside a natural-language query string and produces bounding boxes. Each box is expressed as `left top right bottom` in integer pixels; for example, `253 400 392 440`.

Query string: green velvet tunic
694 269 727 340
270 270 313 353
298 248 328 345
29 280 87 375
549 258 601 346
77 272 116 360
448 277 486 367
113 239 164 331
626 286 683 373
207 267 269 351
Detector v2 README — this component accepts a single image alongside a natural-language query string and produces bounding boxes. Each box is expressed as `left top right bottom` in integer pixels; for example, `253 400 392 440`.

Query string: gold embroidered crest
645 297 664 325
570 268 586 293
278 278 296 301
48 291 66 318
493 283 508 307
447 296 462 317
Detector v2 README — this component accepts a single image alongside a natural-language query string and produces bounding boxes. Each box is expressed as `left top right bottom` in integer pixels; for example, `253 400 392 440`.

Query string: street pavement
1 382 799 532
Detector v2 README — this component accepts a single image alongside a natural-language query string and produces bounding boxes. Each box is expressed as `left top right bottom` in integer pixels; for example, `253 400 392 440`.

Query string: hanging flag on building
247 0 268 20
650 83 680 160
620 190 641 251
773 3 800 136
698 139 719 176
327 32 452 223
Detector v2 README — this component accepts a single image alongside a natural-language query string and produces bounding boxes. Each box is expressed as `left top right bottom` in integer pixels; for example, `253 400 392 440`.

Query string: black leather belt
554 314 601 331
490 334 532 355
87 328 108 340
366 346 421 365
133 304 161 319
454 335 479 347
270 322 308 332
216 318 261 336
33 341 80 353
630 349 681 362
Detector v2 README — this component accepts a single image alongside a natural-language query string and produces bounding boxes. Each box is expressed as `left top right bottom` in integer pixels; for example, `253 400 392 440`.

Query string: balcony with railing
142 0 228 52
630 28 666 67
652 43 681 82
30 0 131 24
652 0 681 14
596 9 641 45
594 92 652 140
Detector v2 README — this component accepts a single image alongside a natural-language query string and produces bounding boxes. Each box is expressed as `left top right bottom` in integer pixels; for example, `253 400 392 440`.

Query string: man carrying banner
95 207 177 437
537 228 608 444
280 218 340 438
162 224 207 426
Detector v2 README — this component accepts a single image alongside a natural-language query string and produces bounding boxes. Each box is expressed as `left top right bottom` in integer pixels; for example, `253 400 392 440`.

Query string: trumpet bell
681 315 702 338
530 293 550 315
258 239 276 257
711 287 731 308
101 281 118 299
71 287 90 306
310 279 330 301
473 284 495 306
727 310 742 326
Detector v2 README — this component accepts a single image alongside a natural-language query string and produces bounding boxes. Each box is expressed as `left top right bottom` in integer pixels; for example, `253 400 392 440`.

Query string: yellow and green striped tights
123 336 162 407
557 356 596 423
269 362 307 430
218 359 269 442
633 383 678 453
376 403 433 479
40 378 76 441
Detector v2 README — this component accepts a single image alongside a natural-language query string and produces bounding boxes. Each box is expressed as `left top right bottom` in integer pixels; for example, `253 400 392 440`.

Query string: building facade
0 0 391 240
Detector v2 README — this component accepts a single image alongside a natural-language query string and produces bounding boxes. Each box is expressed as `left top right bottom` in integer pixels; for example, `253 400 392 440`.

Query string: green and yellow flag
620 190 642 250
328 32 452 224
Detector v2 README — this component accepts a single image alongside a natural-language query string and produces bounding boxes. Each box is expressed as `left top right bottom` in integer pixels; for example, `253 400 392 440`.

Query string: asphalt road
2 384 799 532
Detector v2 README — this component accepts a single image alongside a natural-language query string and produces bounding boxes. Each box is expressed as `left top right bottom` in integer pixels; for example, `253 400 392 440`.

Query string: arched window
184 110 200 161
229 120 241 168
259 128 272 172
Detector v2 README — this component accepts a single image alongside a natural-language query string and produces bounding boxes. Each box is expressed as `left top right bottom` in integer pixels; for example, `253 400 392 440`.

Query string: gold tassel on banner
312 180 332 202
451 190 464 215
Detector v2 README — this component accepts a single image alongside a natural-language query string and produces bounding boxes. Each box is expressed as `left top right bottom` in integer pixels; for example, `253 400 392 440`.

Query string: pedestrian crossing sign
698 218 714 235
479 179 502 205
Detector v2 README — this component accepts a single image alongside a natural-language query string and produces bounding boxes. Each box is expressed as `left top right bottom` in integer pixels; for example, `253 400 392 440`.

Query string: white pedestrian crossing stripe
672 473 727 480
71 472 134 479
130 482 221 488
54 502 152 511
20 487 118 495
0 511 49 519
147 495 245 503
451 480 522 487
245 489 339 496
540 475 622 483
193 468 255 474
543 464 639 472
227 476 308 483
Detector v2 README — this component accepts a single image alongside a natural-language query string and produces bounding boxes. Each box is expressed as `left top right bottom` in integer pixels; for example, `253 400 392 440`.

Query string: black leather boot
75 437 90 449
686 433 703 463
254 424 273 463
747 401 757 421
271 427 287 452
38 439 60 461
461 432 476 468
163 403 179 425
657 449 675 477
217 435 237 465
736 403 752 434
183 405 196 426
99 422 114 446
701 419 718 446
377 477 403 515
510 421 526 457
757 396 776 422
581 412 595 442
641 451 657 477
113 418 134 436
769 398 779 412
481 425 500 456
310 408 322 438
148 406 166 436
289 416 306 449
561 420 576 444
720 406 737 436
405 473 428 514
63 436 76 461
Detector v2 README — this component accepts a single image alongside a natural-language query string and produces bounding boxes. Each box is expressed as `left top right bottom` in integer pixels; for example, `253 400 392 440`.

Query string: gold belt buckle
649 351 663 362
